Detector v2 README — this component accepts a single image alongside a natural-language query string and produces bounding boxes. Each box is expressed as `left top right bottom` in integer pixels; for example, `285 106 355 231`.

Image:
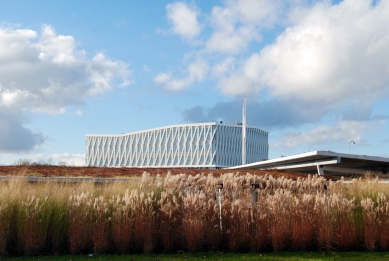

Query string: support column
317 165 324 175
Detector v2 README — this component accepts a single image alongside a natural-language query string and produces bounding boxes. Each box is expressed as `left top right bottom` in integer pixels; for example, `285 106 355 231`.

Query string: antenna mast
242 96 246 165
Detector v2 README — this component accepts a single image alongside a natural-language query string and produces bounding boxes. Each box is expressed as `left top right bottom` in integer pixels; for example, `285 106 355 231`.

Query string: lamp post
349 141 355 154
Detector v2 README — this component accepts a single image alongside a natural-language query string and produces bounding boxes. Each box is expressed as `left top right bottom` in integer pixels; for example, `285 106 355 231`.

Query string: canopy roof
228 151 389 176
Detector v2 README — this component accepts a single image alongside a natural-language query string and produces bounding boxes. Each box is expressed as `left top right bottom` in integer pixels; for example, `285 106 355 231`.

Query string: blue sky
0 0 388 165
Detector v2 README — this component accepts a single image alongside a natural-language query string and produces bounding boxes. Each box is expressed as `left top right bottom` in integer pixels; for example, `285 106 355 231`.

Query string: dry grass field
0 165 387 256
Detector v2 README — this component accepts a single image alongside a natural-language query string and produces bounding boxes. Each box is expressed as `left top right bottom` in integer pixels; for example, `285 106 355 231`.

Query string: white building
85 122 268 168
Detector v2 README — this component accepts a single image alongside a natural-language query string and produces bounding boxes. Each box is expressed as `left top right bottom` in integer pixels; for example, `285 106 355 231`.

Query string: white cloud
88 52 131 94
154 58 208 90
33 25 79 64
160 0 389 119
154 72 171 85
0 86 36 107
51 153 85 166
166 1 201 40
0 25 132 152
218 0 389 106
206 0 283 54
3 153 86 166
157 0 315 91
188 58 208 81
211 57 235 77
273 120 369 149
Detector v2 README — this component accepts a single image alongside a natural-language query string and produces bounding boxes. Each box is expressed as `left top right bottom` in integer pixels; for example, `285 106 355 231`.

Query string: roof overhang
227 151 389 176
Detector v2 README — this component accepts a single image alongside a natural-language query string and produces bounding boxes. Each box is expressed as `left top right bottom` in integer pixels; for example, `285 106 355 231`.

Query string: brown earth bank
0 165 335 180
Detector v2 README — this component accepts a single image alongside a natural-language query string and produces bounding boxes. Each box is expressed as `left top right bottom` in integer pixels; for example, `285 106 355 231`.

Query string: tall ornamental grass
1 173 389 256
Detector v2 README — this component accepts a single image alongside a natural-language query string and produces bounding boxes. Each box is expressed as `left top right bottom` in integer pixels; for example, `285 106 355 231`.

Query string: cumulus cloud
154 58 208 90
206 0 283 54
211 57 235 77
156 0 313 90
166 1 201 40
0 25 131 152
218 0 389 106
156 0 288 90
160 0 389 126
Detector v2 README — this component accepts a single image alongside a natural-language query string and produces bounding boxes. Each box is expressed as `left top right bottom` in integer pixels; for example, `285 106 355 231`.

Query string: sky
0 0 388 166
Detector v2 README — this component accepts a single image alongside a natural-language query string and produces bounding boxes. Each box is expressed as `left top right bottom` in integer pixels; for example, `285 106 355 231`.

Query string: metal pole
218 188 222 232
349 141 355 154
242 96 246 165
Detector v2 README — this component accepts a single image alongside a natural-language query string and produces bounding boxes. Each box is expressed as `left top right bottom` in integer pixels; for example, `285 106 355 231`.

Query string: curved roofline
86 122 267 137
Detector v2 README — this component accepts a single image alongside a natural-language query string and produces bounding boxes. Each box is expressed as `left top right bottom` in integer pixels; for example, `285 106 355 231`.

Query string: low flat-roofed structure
228 151 389 176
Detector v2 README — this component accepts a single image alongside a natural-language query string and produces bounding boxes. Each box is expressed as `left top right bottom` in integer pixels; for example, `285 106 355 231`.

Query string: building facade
85 122 268 168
